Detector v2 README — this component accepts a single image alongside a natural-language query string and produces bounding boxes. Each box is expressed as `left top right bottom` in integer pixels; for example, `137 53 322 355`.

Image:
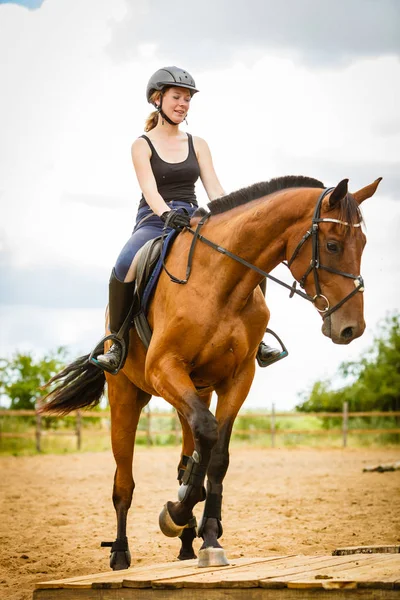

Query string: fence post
342 401 348 448
271 403 276 448
146 406 152 446
76 411 82 451
35 412 42 452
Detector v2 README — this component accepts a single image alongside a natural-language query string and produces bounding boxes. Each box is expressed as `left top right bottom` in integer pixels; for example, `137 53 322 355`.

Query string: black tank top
138 133 200 210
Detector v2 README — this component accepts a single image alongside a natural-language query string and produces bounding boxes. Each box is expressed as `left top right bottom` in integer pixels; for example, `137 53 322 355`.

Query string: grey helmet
146 66 199 104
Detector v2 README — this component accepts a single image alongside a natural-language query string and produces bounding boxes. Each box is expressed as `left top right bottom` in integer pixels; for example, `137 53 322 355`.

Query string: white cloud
106 0 400 68
1 0 399 410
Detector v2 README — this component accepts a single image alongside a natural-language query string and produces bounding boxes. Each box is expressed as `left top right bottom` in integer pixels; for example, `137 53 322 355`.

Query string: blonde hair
144 90 163 132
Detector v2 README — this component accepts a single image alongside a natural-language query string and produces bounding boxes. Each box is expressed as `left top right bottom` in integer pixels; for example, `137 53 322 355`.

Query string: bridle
285 187 365 319
162 188 365 319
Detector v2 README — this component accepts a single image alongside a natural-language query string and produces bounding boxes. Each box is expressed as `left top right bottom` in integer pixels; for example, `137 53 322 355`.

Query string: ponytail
144 110 159 132
144 90 163 132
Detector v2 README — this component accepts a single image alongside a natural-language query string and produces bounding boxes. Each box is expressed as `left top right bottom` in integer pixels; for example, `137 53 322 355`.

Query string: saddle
132 230 178 349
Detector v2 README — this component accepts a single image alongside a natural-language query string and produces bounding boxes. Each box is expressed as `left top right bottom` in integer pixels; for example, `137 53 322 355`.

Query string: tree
0 347 68 410
297 312 400 413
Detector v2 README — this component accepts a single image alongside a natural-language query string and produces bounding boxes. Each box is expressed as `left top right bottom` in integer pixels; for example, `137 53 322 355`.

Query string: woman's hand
160 209 191 230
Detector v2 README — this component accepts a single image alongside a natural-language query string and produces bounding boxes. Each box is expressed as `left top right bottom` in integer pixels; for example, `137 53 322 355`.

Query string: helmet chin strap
156 94 180 126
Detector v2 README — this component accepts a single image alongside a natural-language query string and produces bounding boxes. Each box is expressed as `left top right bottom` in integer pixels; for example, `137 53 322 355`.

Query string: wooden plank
262 555 400 589
232 428 400 436
287 581 358 590
32 584 400 599
34 554 400 596
289 557 400 589
35 560 189 589
151 554 368 589
333 545 400 556
115 556 268 590
3 409 400 418
232 429 343 436
36 556 275 590
123 556 293 590
259 554 388 587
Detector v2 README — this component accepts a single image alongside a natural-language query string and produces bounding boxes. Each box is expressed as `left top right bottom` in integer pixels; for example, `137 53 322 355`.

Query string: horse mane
205 176 325 216
194 175 364 233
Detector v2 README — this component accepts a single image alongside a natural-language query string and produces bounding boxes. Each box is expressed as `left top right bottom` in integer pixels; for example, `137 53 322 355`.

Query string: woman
92 66 280 373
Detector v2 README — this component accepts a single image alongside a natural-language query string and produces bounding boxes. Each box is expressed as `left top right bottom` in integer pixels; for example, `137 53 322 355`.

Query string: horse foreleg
149 360 218 540
106 372 150 570
176 393 212 560
198 364 255 566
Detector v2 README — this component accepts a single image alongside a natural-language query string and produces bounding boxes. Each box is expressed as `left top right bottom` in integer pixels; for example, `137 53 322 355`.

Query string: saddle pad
139 229 178 315
133 230 178 350
135 237 163 300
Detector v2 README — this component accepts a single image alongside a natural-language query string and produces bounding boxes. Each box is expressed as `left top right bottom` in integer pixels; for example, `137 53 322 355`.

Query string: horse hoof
198 547 229 568
110 550 131 570
159 503 186 538
178 548 197 560
178 526 197 560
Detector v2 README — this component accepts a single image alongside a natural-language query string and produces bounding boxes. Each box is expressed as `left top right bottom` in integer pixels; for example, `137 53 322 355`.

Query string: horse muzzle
322 315 366 345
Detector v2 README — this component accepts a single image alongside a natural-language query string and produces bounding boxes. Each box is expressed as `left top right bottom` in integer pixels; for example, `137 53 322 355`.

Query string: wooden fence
1 403 399 451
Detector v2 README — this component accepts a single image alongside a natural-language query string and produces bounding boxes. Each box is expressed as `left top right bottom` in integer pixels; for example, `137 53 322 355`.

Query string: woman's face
160 86 192 123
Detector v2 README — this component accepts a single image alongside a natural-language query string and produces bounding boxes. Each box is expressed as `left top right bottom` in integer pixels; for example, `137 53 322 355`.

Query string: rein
162 188 364 319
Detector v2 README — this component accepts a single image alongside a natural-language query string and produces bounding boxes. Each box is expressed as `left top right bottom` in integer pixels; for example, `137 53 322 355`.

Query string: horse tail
39 354 106 415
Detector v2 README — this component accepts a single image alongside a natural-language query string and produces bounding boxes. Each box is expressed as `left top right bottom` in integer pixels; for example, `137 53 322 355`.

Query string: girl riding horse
41 169 381 569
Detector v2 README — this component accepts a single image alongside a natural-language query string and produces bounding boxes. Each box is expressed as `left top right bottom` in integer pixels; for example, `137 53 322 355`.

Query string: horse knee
192 412 218 449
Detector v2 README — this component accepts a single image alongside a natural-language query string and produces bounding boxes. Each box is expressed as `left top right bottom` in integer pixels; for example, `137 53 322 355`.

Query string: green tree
0 347 68 410
297 312 400 413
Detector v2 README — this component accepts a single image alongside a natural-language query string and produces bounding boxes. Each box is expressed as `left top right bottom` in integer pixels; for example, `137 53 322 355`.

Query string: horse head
287 178 382 344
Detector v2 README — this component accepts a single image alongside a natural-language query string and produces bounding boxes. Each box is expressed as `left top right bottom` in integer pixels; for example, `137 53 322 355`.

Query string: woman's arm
193 136 225 201
131 138 170 216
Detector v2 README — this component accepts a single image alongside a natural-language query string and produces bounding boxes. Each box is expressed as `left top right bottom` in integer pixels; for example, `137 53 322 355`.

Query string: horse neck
204 189 317 299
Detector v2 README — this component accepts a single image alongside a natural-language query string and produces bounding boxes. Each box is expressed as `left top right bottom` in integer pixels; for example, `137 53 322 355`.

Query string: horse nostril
341 327 354 340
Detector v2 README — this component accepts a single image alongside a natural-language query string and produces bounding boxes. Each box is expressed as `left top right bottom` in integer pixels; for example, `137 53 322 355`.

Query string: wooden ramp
34 553 400 599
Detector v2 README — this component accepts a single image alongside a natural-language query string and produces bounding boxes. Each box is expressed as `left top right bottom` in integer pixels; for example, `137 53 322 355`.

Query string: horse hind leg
176 458 197 560
104 372 150 570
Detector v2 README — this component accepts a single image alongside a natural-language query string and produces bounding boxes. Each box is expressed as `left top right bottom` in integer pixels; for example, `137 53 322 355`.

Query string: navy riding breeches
114 200 198 281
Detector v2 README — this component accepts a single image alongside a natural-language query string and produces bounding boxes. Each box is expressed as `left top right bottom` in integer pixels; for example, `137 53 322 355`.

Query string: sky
0 0 399 411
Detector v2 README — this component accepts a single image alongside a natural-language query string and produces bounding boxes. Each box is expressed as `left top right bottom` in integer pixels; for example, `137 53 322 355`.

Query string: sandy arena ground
1 447 400 600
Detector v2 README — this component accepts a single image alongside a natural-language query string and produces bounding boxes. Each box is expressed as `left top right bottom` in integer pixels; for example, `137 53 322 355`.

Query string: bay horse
41 175 381 570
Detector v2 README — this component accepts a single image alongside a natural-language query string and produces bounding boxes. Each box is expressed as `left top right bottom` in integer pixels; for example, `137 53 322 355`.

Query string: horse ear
353 177 382 204
328 179 349 209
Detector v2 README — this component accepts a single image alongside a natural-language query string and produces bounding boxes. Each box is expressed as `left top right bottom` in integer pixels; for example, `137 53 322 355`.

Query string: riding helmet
146 66 199 104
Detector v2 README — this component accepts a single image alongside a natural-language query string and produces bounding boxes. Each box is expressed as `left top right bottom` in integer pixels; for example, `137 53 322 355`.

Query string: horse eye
327 241 339 253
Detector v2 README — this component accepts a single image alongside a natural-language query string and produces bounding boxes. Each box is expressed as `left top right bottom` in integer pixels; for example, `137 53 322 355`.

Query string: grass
1 411 399 455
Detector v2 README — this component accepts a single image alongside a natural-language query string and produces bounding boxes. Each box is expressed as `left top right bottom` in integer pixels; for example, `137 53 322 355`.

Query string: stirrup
256 328 288 368
89 334 127 375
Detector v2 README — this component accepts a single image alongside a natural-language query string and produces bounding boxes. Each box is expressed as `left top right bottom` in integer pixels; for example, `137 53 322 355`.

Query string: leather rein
162 188 365 319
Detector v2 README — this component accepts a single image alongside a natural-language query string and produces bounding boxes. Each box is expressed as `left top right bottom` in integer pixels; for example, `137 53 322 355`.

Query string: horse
41 175 381 570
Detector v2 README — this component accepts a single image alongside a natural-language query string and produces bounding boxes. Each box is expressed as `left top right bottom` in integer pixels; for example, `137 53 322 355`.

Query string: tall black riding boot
91 269 135 374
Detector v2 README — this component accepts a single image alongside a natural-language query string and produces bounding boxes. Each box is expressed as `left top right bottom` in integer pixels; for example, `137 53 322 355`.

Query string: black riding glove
160 209 191 231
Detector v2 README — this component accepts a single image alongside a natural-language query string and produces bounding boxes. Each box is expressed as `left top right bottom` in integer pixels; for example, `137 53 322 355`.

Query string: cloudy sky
1 0 399 411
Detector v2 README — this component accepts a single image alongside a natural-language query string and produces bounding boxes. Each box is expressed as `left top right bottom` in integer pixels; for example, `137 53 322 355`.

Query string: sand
1 446 400 600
